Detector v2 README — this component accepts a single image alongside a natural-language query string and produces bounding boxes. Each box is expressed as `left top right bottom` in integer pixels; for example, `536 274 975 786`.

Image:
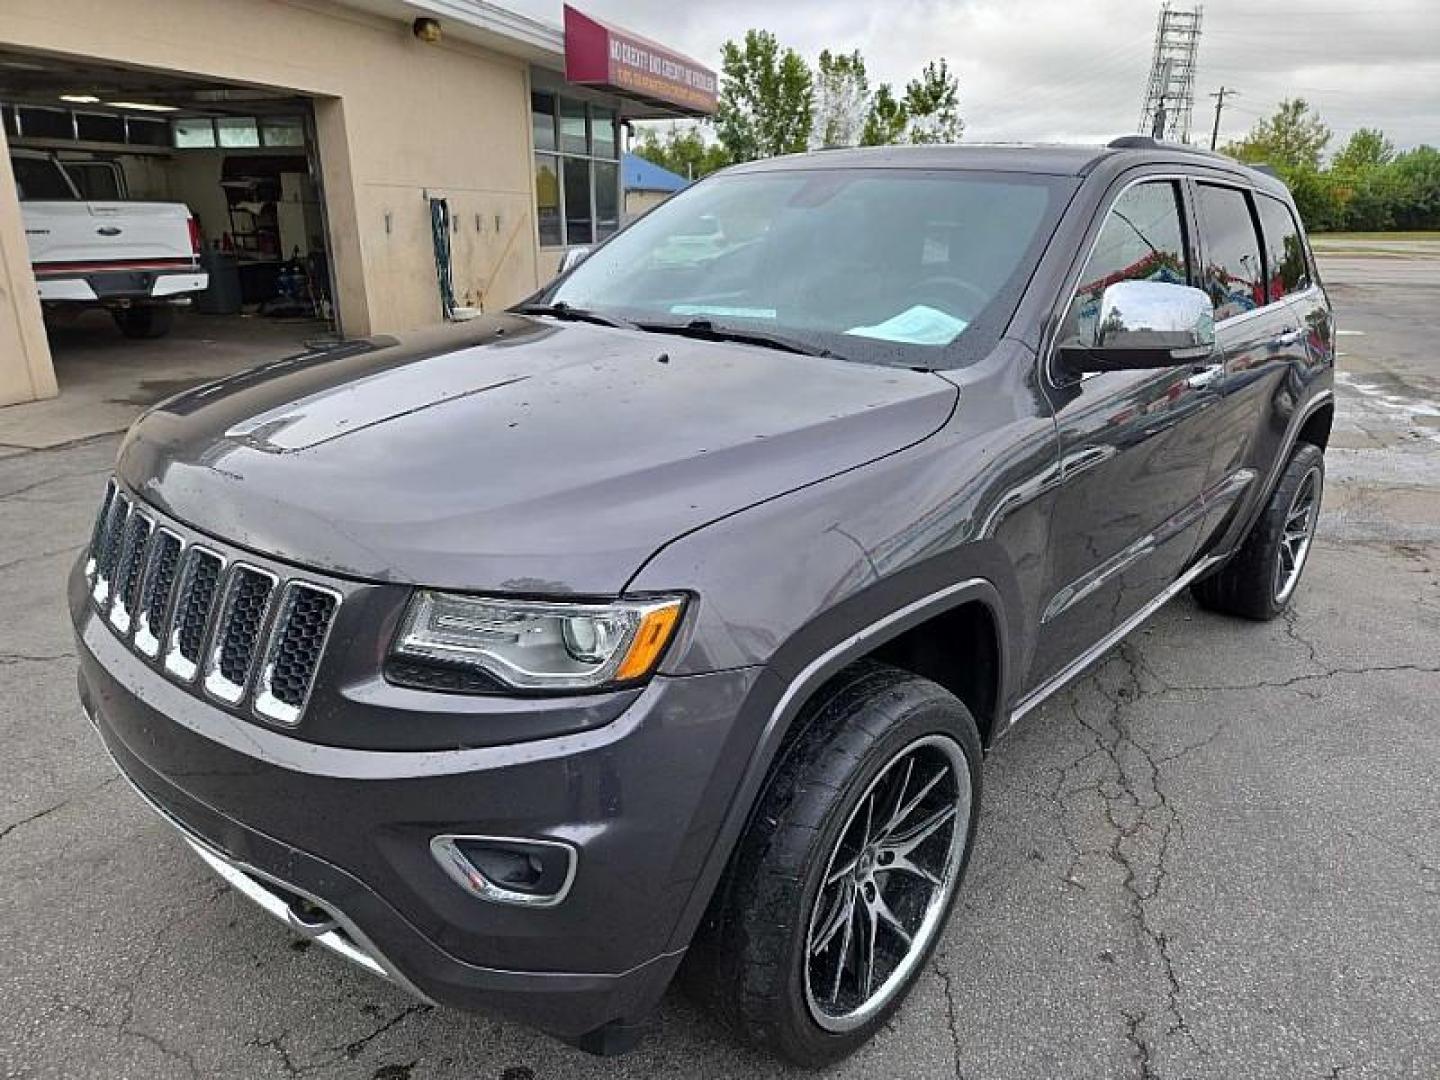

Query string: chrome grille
202 565 276 704
165 548 224 682
87 479 342 725
91 491 131 606
255 584 339 727
85 479 117 581
134 529 182 658
108 512 152 634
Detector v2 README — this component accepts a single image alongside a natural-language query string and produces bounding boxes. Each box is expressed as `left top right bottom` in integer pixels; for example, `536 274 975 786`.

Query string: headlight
392 591 685 692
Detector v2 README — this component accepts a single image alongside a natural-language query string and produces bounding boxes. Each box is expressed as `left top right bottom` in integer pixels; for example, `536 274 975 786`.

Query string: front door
1028 176 1221 688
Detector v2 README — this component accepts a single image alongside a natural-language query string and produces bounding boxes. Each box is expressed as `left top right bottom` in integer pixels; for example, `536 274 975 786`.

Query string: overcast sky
508 0 1440 153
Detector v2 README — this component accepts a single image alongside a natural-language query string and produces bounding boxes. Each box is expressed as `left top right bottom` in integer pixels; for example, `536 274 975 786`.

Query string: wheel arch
665 575 1010 953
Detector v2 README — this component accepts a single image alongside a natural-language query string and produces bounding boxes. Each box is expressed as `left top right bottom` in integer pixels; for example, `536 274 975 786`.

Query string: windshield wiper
513 301 630 328
631 318 838 359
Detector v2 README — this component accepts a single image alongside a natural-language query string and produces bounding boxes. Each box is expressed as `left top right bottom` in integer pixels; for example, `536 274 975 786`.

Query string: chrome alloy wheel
803 734 972 1032
1274 465 1321 604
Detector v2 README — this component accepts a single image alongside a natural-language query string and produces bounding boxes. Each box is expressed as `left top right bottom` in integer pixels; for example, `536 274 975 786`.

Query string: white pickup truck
12 149 207 339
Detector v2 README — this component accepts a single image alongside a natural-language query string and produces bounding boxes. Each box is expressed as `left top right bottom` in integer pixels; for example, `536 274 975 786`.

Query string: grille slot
92 493 131 606
203 565 277 704
164 548 225 682
255 583 340 727
134 529 183 658
108 512 153 635
85 479 117 581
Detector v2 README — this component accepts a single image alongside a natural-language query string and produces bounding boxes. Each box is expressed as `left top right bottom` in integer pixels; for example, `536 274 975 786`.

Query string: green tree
1224 98 1331 171
860 83 908 146
715 30 813 162
1332 127 1395 173
632 125 730 180
811 49 869 149
903 59 963 145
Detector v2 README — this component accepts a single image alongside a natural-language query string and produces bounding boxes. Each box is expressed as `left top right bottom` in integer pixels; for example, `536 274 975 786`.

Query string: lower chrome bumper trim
87 708 434 1005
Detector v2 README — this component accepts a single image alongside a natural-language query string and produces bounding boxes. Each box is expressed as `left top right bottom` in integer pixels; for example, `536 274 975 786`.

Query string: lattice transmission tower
1138 3 1203 143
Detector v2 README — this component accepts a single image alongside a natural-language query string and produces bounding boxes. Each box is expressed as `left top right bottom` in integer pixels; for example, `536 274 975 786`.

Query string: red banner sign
563 5 718 116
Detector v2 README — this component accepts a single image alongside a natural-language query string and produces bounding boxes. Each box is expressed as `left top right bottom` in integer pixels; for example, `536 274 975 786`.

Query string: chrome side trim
86 711 433 1004
1005 552 1226 736
1041 467 1256 624
430 834 579 909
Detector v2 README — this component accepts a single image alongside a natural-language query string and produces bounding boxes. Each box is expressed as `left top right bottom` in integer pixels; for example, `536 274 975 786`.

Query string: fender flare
663 575 1006 952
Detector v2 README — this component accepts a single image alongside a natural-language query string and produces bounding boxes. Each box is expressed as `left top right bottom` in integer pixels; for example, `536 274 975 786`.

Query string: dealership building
0 0 715 407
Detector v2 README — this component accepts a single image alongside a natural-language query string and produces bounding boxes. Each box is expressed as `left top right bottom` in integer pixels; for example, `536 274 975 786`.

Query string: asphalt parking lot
2 249 1437 1080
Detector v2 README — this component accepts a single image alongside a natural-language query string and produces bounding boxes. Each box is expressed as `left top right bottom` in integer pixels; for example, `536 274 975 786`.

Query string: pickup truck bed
13 149 207 338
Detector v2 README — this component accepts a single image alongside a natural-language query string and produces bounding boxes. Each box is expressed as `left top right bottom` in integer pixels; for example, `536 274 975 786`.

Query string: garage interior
1 47 338 441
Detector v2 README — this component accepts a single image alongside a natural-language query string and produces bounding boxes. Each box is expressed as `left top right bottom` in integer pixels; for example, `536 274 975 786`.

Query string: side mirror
1059 280 1215 375
557 245 592 276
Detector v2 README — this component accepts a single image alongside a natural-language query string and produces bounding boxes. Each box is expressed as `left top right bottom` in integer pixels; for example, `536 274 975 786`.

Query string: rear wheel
113 305 175 339
686 662 982 1066
1193 442 1324 620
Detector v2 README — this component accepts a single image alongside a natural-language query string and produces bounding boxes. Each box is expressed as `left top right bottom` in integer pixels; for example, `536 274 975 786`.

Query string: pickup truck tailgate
24 200 196 269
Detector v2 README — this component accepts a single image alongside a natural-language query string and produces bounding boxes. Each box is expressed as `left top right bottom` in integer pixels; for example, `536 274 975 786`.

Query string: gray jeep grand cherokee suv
72 139 1333 1065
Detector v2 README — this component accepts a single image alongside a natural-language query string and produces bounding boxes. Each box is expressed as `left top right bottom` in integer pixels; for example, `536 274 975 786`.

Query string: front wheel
686 662 982 1066
1193 442 1325 619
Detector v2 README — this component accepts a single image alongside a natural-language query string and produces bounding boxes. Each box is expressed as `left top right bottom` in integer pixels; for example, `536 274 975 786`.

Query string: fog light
430 834 577 908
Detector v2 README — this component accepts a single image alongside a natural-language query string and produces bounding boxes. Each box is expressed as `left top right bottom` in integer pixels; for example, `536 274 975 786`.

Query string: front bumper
74 565 762 1049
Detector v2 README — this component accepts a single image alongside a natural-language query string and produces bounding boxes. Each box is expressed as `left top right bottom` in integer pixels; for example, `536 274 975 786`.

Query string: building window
535 154 561 247
531 93 621 248
173 118 217 148
216 117 260 148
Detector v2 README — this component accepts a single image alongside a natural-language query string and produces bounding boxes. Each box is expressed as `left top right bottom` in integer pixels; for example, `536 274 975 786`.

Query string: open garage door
0 48 341 411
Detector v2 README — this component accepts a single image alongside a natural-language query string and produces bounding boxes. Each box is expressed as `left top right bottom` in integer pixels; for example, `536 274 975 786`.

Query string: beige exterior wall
625 188 673 220
0 0 545 368
0 123 56 408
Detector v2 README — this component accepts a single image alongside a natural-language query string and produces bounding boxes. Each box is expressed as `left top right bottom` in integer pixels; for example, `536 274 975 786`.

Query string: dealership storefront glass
532 92 619 248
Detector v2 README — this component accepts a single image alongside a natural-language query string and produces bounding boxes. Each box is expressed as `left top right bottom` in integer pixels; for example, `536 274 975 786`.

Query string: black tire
1192 442 1325 620
684 661 982 1067
114 305 174 339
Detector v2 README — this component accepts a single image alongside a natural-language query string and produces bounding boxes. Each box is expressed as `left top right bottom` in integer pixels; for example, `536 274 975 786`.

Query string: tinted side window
1195 183 1264 320
1062 180 1189 346
1255 194 1311 301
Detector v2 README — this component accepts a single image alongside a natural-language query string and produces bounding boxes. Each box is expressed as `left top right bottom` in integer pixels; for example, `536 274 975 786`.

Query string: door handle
1186 363 1224 390
1276 328 1302 346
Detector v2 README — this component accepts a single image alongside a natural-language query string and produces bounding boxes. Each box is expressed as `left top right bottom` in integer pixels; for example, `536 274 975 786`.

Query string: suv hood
118 316 957 593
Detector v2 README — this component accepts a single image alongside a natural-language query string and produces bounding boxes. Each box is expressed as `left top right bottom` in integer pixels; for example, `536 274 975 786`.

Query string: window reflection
1064 181 1189 346
1196 184 1264 320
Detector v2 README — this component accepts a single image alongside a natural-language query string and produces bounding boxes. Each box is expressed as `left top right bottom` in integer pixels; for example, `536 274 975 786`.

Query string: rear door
1190 182 1312 552
1028 175 1220 686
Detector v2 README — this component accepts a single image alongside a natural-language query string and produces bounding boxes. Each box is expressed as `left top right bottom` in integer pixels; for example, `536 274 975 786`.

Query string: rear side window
1061 179 1189 346
1255 194 1311 301
1195 183 1264 320
11 155 77 201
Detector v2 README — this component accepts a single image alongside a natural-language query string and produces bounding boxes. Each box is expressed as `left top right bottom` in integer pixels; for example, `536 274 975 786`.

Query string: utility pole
1209 85 1236 150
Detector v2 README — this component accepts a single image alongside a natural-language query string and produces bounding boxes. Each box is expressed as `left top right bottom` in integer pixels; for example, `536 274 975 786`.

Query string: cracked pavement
2 251 1438 1078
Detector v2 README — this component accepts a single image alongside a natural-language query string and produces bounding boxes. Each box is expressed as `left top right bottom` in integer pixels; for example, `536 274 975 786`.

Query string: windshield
544 167 1074 368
